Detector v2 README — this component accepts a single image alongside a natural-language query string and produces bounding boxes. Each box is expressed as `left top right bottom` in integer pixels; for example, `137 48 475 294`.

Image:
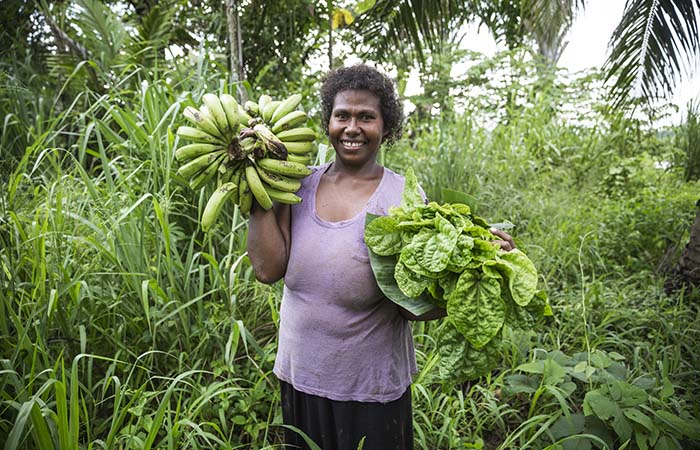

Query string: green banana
238 105 254 127
238 175 253 214
286 153 313 165
255 165 302 192
202 93 230 136
283 141 314 155
277 127 317 142
177 150 226 179
201 182 238 232
256 157 312 178
244 100 260 116
218 165 234 187
177 126 225 145
264 186 302 205
252 139 267 159
229 169 242 204
262 100 282 123
257 94 272 116
245 164 273 210
271 110 308 134
240 136 256 154
270 93 302 125
183 106 225 140
219 94 241 131
175 143 224 161
189 153 225 190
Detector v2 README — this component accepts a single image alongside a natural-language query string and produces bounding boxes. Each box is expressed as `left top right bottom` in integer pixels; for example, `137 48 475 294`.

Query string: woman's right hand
246 201 292 284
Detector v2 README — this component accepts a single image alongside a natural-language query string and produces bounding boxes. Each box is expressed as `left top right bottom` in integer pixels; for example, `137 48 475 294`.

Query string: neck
329 158 383 179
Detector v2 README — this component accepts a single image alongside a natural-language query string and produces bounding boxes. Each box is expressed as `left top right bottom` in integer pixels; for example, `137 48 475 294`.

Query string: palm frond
604 0 700 106
72 0 130 66
522 0 582 61
129 1 178 66
351 0 473 67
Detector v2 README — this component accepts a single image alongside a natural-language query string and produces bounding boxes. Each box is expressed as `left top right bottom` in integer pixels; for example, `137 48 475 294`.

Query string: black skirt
279 379 414 450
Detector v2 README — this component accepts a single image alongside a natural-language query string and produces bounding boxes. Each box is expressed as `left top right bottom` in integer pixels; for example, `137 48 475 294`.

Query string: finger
492 240 513 251
490 228 515 250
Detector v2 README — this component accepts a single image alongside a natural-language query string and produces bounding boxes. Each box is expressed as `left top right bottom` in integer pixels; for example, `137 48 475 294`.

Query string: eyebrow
332 107 378 115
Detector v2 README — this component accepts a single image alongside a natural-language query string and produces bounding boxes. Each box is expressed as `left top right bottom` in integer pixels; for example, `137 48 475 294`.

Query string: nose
345 118 360 135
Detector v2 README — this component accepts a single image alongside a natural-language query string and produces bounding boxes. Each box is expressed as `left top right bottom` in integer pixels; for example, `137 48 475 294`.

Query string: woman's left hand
490 228 516 252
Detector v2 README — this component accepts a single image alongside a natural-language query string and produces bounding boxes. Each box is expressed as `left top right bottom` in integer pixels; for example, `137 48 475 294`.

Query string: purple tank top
273 162 417 402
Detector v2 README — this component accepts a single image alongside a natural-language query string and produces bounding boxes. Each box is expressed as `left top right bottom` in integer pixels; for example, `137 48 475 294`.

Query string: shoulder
381 166 406 194
380 167 428 203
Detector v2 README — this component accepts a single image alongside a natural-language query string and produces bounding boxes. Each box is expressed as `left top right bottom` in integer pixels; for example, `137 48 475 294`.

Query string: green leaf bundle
365 169 551 383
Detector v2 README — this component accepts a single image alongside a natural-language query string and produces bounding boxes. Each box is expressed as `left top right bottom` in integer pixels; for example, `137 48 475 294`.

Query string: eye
361 113 376 121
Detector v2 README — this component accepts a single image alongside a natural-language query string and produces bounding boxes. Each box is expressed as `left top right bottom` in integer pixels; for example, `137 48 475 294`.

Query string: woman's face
328 89 386 168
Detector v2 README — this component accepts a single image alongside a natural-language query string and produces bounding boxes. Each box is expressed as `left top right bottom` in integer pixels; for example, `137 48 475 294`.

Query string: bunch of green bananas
174 92 317 232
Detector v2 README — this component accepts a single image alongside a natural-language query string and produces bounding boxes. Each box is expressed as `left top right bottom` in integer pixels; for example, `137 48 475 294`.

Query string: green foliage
1 7 699 448
678 100 700 181
503 349 700 450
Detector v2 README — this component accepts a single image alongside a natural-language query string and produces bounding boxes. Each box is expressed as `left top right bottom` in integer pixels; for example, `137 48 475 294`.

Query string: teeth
342 141 364 147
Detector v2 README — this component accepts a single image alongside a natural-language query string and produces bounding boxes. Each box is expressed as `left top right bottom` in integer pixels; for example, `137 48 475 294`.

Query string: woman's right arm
247 201 291 284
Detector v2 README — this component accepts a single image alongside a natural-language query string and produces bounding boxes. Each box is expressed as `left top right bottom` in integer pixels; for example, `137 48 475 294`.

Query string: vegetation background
1 0 699 449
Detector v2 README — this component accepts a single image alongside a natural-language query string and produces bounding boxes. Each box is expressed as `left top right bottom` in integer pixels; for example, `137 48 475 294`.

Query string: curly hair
320 64 403 146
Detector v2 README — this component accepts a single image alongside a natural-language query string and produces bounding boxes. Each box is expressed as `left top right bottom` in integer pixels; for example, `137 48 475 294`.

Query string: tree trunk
225 0 247 102
328 0 334 70
678 199 700 287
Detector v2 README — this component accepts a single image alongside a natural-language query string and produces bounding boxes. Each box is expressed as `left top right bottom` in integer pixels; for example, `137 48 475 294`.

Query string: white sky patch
447 0 698 125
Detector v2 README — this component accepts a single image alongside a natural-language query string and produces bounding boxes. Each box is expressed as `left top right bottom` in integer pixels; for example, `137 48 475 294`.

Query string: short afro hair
320 64 403 146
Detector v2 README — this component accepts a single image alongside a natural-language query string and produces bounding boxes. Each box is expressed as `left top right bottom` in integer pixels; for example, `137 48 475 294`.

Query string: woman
247 64 515 450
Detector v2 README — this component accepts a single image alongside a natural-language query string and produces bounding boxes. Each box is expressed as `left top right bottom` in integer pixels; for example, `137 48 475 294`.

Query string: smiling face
328 89 386 169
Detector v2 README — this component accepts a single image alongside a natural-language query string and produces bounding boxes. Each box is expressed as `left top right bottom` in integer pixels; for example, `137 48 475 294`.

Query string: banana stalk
253 123 288 160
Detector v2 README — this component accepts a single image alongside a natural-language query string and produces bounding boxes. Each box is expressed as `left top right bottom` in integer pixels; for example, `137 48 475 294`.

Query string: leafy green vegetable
364 168 549 383
437 323 503 383
447 267 505 349
495 249 538 306
364 216 402 255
